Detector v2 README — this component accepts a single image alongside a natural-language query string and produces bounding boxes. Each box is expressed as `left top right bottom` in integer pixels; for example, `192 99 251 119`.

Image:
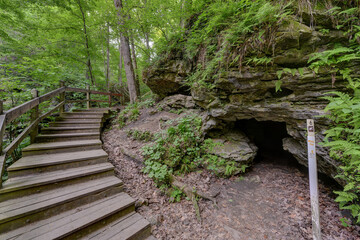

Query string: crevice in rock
268 88 294 98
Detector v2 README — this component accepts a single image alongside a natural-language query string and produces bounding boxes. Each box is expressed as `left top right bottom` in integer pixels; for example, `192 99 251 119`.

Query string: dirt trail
102 110 360 240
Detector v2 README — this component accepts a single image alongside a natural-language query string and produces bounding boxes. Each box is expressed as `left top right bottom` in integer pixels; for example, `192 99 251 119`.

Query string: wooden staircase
0 109 155 240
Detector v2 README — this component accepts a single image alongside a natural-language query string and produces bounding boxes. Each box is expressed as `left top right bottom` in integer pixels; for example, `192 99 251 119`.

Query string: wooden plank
1 191 126 240
2 102 65 158
2 192 132 240
8 149 107 171
23 193 133 240
3 119 40 157
0 175 120 224
67 100 108 103
22 139 102 152
5 98 39 124
38 87 66 103
5 87 65 125
66 87 122 97
0 162 114 194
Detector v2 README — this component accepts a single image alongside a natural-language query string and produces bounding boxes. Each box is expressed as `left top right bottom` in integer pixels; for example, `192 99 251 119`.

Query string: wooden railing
0 82 122 186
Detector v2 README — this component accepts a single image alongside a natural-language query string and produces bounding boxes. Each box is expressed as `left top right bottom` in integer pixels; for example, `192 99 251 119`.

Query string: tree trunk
145 32 151 62
130 37 140 98
118 39 122 86
106 22 110 91
114 0 138 103
77 0 95 86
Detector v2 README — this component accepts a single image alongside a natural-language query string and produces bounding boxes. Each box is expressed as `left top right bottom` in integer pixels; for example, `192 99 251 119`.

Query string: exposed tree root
170 176 219 223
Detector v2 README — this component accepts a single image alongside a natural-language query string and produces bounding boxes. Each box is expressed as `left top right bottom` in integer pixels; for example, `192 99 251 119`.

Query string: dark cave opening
235 119 341 189
235 119 299 167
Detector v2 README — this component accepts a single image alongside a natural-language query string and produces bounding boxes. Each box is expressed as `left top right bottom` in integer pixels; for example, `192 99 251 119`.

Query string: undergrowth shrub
142 116 246 187
310 5 360 225
321 87 360 225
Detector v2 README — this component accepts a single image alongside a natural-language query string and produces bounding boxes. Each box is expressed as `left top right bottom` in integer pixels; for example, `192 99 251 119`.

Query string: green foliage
142 116 247 186
117 103 141 128
321 88 360 224
169 187 185 203
170 0 290 89
142 116 204 186
126 129 154 142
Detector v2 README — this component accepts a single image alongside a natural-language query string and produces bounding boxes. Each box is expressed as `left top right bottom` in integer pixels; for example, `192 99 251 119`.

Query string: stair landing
0 108 154 239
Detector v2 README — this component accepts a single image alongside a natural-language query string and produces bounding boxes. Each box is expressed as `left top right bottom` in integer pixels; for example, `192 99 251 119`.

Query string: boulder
209 130 258 164
143 60 192 98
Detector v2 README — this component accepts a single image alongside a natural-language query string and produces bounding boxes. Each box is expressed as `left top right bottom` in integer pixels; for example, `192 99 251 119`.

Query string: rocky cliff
144 9 357 184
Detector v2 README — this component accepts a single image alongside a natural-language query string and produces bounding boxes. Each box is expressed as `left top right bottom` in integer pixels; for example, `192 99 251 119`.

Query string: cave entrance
236 119 298 166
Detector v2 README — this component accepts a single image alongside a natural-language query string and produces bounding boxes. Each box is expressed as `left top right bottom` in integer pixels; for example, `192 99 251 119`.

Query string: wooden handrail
65 87 123 97
0 83 122 187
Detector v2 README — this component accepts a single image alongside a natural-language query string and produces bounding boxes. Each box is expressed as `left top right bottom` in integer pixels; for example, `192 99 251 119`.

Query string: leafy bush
311 6 360 224
142 116 247 187
321 88 360 224
117 103 141 128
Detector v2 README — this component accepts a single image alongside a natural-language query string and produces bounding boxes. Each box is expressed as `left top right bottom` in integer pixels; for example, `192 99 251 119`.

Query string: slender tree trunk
145 32 151 62
118 39 122 86
130 37 140 98
143 0 151 62
106 22 110 91
77 0 95 86
114 0 138 103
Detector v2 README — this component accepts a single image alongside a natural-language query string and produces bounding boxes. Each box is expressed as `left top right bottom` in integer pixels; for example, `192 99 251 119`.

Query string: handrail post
30 89 39 144
109 95 112 108
59 81 65 114
86 84 91 109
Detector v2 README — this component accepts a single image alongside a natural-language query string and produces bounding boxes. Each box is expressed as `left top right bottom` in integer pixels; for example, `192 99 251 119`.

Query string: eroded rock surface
143 15 358 184
209 130 258 165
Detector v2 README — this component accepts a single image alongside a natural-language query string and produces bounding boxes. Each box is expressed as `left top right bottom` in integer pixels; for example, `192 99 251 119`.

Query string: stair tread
61 116 103 119
56 120 103 124
43 127 100 130
1 162 114 194
0 176 123 225
63 112 104 115
36 132 100 138
8 149 108 171
22 140 102 152
0 191 131 240
87 213 150 240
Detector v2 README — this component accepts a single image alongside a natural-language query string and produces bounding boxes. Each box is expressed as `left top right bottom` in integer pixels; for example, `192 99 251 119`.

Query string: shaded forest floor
102 108 360 240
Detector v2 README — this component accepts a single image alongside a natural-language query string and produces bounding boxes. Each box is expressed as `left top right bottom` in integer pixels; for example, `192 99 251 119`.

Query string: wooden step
61 114 104 119
0 163 115 201
72 108 109 113
8 149 108 177
0 176 124 233
58 115 103 120
49 122 102 128
1 192 134 240
83 212 151 240
61 111 104 117
41 126 100 134
56 118 103 123
22 140 102 156
35 133 100 143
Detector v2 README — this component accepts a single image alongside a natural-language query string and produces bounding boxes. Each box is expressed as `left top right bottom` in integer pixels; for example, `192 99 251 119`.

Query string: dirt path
102 111 360 240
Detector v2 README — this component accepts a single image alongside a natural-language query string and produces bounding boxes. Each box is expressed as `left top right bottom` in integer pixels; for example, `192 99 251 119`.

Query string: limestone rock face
143 16 356 184
143 60 192 98
210 130 258 164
